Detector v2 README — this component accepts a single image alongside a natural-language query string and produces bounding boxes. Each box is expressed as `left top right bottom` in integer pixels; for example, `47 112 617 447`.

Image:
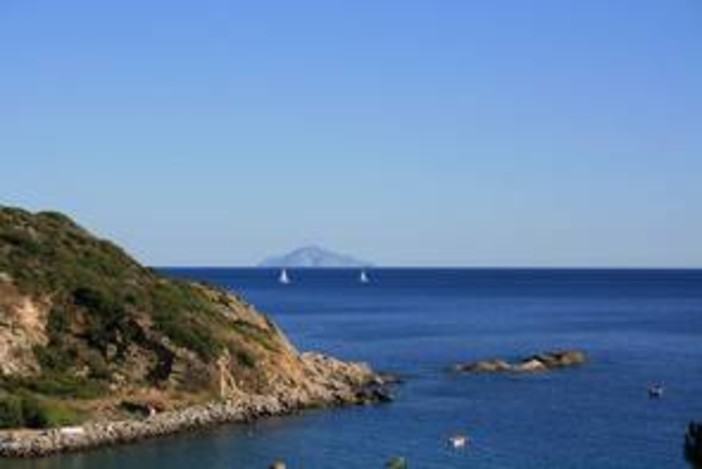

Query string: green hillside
0 206 361 430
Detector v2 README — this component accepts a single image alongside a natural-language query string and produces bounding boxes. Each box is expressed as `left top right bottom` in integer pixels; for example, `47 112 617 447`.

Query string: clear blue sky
1 1 701 267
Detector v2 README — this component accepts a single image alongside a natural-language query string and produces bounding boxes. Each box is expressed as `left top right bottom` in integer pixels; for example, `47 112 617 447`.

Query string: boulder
454 359 511 373
513 358 548 372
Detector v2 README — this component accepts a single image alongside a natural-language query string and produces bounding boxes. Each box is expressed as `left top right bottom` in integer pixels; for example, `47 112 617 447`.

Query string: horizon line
154 265 702 271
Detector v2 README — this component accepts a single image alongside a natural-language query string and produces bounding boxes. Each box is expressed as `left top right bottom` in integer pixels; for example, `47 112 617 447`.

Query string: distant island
259 245 372 268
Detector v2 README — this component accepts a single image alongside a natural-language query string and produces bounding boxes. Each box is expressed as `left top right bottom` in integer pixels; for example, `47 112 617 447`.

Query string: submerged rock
386 456 408 468
453 349 587 374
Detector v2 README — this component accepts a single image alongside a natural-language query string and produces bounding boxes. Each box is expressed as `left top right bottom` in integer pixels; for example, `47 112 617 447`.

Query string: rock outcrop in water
686 421 702 468
0 206 392 457
453 350 587 374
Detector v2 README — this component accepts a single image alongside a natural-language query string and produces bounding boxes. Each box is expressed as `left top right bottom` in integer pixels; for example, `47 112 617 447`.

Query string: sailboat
279 268 291 284
359 269 369 284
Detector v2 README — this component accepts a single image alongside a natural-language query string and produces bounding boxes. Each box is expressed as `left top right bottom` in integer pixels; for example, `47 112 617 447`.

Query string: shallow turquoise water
7 269 702 468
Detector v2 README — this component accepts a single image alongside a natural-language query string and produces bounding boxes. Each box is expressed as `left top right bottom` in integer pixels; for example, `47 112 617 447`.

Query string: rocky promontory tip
453 349 587 374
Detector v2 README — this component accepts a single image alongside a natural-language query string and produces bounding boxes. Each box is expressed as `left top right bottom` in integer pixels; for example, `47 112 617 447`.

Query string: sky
1 0 701 267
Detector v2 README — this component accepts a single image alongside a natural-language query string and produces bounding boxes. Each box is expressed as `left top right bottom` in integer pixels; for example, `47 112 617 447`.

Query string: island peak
259 245 371 268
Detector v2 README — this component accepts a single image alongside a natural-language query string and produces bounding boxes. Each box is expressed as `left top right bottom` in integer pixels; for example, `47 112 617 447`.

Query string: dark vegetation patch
231 321 279 353
0 391 87 429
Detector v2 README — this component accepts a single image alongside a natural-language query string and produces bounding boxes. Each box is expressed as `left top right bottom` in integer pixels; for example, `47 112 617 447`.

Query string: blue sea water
8 269 702 468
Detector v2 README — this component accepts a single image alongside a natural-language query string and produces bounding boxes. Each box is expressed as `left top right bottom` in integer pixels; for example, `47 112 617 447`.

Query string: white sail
359 269 369 284
279 268 290 284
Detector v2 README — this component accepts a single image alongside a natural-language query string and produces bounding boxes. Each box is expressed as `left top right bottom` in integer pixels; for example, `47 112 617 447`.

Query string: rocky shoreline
0 382 394 459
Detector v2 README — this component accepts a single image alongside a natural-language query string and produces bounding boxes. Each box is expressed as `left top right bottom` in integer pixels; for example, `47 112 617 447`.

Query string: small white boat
360 269 369 284
448 434 469 449
648 384 664 398
279 268 290 285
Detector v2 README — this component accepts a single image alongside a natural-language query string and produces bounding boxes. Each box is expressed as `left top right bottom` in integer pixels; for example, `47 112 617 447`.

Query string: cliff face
0 281 50 377
0 207 376 429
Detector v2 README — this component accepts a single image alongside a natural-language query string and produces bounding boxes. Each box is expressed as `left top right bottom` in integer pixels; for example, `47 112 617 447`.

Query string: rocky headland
0 206 394 457
452 349 587 374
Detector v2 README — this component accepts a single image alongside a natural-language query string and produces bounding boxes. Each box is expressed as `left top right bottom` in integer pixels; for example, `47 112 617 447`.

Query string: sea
8 268 702 469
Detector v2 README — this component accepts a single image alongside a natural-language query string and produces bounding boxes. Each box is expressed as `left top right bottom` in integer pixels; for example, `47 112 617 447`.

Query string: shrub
37 402 86 427
34 345 76 373
154 317 220 360
0 395 24 429
236 350 257 368
24 375 105 399
46 305 72 336
0 391 87 429
232 322 278 352
19 393 48 428
85 352 111 380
